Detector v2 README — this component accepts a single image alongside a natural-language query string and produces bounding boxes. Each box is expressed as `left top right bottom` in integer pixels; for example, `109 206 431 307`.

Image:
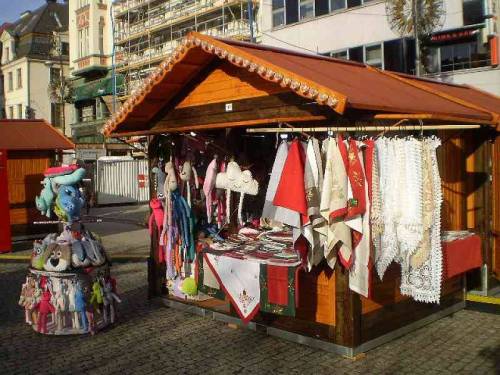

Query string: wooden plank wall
7 150 52 226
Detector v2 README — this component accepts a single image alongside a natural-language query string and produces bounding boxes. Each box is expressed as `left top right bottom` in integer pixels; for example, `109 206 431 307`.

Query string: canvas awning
73 75 124 102
103 32 500 137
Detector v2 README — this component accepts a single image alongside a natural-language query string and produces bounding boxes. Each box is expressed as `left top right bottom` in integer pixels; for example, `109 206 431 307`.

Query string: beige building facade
0 1 71 135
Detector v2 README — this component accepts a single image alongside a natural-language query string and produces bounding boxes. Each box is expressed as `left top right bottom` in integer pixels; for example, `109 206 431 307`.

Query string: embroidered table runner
204 253 261 323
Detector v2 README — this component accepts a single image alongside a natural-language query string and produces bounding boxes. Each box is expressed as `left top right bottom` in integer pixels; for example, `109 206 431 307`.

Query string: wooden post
334 267 361 347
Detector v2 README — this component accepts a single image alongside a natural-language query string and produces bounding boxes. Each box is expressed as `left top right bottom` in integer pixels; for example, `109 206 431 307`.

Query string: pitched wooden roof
0 120 74 150
104 32 500 137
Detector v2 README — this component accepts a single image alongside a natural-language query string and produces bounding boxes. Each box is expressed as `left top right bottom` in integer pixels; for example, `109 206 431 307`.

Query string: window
61 42 69 56
8 72 13 91
463 0 484 25
299 0 315 20
78 27 89 58
347 0 362 7
286 0 299 24
272 0 286 27
434 40 489 72
332 50 348 59
348 46 364 62
16 68 22 89
99 18 105 55
17 104 22 119
316 0 329 16
50 67 61 85
8 106 13 119
330 0 346 11
4 47 9 63
365 44 383 68
51 103 63 127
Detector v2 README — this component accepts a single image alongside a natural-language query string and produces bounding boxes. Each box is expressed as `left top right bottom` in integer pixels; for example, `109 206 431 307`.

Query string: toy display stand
20 165 121 336
25 266 112 335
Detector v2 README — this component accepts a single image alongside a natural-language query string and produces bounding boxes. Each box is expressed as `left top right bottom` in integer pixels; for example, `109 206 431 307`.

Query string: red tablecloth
442 235 482 279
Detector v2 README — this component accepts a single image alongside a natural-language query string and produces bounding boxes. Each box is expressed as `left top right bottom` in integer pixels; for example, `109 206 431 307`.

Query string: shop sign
76 149 106 161
431 29 475 42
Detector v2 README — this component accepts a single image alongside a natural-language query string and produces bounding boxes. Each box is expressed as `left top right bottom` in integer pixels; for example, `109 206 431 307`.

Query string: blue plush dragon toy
35 167 86 223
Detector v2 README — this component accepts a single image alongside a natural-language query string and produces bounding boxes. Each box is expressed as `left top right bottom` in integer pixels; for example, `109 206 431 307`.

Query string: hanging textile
399 137 443 303
259 264 299 317
302 138 326 269
319 137 351 269
203 158 218 223
348 141 373 298
273 140 308 225
262 141 300 228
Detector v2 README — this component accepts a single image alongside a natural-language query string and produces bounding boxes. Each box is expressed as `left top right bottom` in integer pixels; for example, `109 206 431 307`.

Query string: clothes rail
246 124 482 133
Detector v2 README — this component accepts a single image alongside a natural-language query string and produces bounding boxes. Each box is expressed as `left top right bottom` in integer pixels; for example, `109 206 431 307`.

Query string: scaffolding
112 0 259 99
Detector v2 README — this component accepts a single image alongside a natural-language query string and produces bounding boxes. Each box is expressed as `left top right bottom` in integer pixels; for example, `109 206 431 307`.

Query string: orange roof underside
105 33 500 136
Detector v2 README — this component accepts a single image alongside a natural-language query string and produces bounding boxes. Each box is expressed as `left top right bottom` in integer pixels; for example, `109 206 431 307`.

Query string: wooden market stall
0 119 75 251
103 33 500 355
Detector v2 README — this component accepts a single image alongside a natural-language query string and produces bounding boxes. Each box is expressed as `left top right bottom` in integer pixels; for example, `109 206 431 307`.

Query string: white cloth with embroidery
348 142 371 297
303 138 326 269
400 137 443 303
319 138 352 269
204 253 260 322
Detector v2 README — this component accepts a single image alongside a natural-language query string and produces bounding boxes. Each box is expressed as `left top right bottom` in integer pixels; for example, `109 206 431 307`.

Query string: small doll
74 284 89 333
34 290 55 333
50 278 67 332
19 277 35 324
89 280 104 312
102 278 121 324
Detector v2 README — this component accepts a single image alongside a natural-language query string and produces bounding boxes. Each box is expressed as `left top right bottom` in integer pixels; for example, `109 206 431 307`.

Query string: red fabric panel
273 140 308 222
0 150 11 253
267 265 289 306
442 235 482 279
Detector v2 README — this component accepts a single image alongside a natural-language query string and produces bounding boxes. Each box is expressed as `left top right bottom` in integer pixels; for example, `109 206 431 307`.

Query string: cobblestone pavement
1 262 499 375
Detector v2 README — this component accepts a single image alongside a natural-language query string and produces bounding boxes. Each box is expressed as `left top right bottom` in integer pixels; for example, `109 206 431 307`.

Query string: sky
0 0 46 24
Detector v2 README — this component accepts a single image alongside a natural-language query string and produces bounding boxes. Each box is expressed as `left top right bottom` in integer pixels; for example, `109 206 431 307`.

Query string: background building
261 0 500 95
68 0 124 157
112 0 260 99
0 0 71 134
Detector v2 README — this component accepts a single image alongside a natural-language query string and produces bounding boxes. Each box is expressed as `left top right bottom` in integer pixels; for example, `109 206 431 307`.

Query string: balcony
72 55 110 76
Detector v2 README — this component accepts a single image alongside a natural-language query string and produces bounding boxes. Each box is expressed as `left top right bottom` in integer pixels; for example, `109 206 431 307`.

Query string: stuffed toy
89 280 104 311
35 177 55 218
54 196 69 222
179 160 199 207
149 198 165 263
71 240 92 268
74 284 89 332
34 290 55 333
19 277 36 324
67 281 79 329
58 185 84 223
44 165 78 177
152 159 166 199
31 237 54 270
102 278 121 324
52 167 86 186
50 278 67 332
44 243 72 272
82 237 106 266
